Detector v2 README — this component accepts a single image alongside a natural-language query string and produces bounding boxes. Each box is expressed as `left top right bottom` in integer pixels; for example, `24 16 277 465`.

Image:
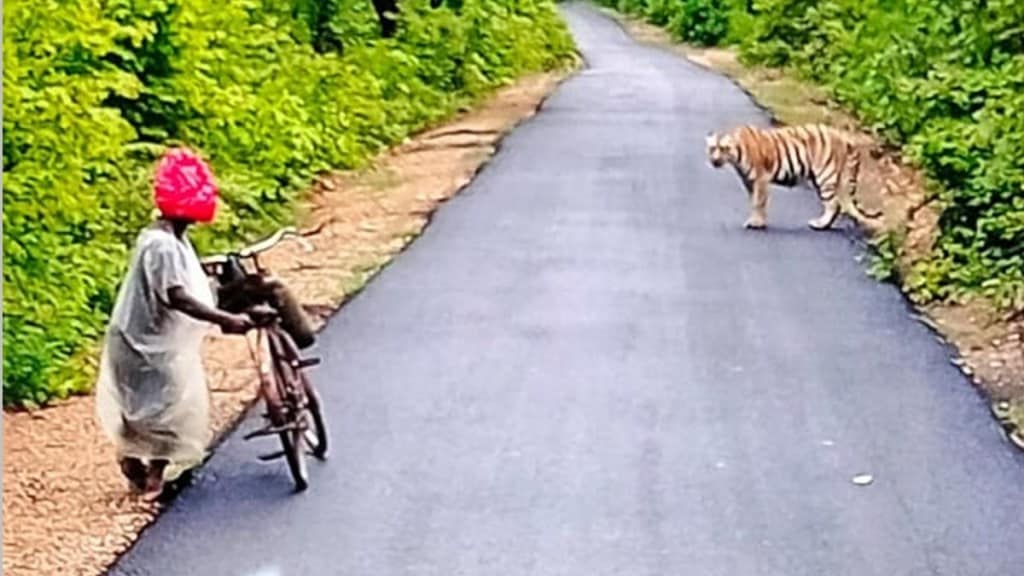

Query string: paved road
110 4 1024 575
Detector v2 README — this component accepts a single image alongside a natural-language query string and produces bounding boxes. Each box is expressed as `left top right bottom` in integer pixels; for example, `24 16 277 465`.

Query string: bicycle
201 227 329 492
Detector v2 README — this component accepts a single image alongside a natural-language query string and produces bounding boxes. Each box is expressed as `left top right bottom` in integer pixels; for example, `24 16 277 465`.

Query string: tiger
705 123 882 230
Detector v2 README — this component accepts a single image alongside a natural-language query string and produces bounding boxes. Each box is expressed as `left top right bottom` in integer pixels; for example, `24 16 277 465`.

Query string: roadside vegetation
2 0 575 406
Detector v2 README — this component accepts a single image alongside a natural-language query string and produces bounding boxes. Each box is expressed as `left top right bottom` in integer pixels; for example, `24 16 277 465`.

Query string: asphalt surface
110 4 1024 575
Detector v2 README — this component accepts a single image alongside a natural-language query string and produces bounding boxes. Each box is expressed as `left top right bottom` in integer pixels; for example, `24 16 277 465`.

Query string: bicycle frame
202 226 327 490
243 323 308 441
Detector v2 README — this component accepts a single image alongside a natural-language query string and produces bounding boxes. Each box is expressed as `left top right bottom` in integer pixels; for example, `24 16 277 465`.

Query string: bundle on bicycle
202 227 330 492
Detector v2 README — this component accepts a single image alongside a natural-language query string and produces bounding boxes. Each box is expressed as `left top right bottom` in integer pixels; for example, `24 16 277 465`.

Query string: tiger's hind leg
809 181 841 230
809 199 840 230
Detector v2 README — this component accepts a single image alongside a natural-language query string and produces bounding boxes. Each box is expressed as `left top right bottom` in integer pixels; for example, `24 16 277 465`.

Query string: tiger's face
705 132 738 168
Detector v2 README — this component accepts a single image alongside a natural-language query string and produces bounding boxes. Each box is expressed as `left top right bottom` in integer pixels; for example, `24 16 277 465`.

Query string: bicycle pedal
258 450 286 462
293 357 321 370
244 424 288 440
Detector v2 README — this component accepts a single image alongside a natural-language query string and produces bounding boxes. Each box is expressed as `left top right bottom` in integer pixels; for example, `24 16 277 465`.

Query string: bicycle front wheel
269 333 309 492
278 428 308 492
301 372 328 460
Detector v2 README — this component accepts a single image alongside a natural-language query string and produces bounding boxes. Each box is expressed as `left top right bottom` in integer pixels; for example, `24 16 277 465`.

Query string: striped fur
705 124 881 230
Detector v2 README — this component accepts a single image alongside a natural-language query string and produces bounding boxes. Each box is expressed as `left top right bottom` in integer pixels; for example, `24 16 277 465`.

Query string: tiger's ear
705 132 717 146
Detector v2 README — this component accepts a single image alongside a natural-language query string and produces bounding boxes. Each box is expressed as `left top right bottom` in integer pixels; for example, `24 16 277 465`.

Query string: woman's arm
167 286 252 334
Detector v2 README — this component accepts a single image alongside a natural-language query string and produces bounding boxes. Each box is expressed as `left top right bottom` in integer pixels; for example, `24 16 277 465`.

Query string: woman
96 148 252 499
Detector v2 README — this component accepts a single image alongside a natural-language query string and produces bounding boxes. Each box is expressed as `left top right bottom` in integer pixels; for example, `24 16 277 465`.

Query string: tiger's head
705 131 738 168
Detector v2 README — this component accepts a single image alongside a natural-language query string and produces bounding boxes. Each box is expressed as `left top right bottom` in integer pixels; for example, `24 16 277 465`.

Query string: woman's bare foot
118 457 147 493
141 459 169 502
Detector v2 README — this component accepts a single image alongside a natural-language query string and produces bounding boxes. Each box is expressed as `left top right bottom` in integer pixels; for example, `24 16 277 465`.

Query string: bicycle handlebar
201 226 315 267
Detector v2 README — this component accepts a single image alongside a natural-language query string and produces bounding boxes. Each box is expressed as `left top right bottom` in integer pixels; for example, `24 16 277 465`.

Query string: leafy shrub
3 1 149 405
667 0 731 46
644 0 675 26
2 0 575 406
593 0 745 47
736 0 818 67
617 0 649 17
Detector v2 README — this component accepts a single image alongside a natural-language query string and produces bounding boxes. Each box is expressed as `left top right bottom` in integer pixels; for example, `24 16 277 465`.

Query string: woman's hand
168 286 252 335
219 313 253 335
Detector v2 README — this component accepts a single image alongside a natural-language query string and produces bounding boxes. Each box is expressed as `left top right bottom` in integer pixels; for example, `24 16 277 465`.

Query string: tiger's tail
843 140 883 222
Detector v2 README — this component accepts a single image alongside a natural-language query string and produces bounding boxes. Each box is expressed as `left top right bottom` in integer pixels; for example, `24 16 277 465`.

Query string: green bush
644 0 675 26
616 0 649 17
736 0 818 67
593 0 744 47
2 0 575 406
667 0 731 46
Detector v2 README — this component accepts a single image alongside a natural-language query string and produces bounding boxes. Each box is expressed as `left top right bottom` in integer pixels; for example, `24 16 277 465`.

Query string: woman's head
153 148 218 223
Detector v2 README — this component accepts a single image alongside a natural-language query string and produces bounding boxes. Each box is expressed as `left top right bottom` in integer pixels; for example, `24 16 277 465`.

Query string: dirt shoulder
0 69 573 576
604 11 1024 450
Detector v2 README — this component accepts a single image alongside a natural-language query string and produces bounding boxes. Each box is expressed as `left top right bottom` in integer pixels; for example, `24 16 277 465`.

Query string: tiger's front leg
744 178 768 229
